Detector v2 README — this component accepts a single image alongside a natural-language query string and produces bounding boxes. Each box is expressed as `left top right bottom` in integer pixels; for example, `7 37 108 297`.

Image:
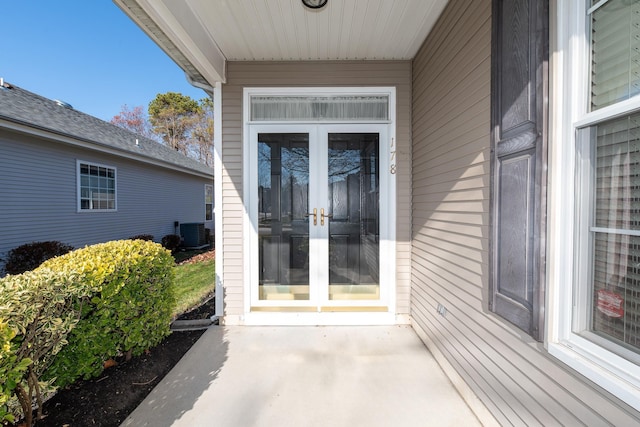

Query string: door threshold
251 306 388 313
242 310 397 326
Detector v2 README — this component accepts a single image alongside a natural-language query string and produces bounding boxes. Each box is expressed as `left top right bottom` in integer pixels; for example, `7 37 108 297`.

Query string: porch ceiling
114 0 448 85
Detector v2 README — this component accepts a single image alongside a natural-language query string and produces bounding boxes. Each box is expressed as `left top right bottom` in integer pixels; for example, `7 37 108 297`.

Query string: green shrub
2 241 74 275
161 234 182 253
0 269 89 425
0 321 28 424
129 234 154 241
41 240 176 388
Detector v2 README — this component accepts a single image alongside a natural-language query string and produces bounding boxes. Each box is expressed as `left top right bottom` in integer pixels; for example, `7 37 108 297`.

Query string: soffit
115 0 448 85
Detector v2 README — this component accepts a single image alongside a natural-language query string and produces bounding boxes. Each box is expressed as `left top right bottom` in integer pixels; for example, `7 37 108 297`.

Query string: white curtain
250 95 389 121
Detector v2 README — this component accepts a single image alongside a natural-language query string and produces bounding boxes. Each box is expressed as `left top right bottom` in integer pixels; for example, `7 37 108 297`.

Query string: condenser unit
180 222 206 247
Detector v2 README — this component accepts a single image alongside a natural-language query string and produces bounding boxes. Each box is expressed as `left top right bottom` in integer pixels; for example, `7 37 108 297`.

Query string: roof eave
113 0 226 85
0 117 214 180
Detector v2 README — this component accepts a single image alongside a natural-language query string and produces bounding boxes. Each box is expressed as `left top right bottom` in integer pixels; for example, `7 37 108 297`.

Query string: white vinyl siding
411 0 640 425
0 130 213 260
220 60 412 320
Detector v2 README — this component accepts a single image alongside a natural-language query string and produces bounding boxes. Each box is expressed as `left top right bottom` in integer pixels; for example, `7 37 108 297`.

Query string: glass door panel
327 133 380 301
252 125 388 313
258 133 310 301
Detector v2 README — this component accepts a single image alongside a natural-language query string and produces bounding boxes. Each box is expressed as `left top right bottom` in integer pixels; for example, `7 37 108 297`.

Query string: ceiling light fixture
302 0 328 9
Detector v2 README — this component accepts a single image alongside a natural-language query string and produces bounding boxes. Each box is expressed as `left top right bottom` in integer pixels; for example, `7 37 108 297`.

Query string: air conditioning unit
180 223 206 247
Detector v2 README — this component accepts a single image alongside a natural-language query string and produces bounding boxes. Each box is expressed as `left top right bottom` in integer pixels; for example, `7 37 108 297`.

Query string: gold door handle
321 208 333 226
304 208 318 225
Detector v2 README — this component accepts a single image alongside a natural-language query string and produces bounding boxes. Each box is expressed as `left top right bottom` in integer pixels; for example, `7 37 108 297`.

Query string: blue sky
1 1 206 121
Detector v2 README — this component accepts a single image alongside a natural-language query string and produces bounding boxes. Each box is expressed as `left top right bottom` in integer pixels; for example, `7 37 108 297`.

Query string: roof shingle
0 82 213 177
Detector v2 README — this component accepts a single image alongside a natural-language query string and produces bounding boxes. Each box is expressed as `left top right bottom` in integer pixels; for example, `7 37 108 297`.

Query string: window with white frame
77 161 116 211
205 183 213 221
553 0 640 410
575 113 640 363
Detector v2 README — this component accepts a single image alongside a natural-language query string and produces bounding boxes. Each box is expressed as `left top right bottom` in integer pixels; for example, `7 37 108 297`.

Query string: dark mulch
175 295 216 321
25 298 215 427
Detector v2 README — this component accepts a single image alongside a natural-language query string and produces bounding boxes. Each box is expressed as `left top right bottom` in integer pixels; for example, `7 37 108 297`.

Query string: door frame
242 87 397 325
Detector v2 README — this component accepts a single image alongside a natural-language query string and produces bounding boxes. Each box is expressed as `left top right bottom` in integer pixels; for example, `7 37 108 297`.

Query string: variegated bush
0 269 89 426
41 240 176 388
0 239 176 426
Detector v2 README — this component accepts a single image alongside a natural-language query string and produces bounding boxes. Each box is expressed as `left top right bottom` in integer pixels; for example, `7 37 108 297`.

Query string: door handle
305 208 318 225
321 208 333 226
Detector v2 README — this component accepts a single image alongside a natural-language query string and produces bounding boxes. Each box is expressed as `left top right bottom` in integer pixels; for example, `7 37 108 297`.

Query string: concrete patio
122 325 482 426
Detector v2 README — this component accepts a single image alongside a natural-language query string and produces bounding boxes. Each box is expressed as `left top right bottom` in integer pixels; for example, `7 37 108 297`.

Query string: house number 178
390 137 396 174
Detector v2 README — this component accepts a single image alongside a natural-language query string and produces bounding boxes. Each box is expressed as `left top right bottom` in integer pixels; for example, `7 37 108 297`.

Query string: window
77 161 116 211
589 0 640 111
205 184 213 221
579 0 640 360
551 0 640 411
575 114 640 363
250 95 389 122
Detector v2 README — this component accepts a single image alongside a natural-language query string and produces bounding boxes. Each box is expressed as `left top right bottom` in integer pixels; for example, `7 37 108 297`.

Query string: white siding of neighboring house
0 129 213 263
220 60 412 321
410 0 640 425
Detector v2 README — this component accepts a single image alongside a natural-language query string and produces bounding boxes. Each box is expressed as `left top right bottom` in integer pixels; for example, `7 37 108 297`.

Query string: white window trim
76 160 117 213
245 87 394 125
241 86 397 325
548 0 640 410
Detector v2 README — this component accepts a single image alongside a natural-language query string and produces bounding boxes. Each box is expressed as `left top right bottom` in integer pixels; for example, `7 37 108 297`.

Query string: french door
249 124 391 313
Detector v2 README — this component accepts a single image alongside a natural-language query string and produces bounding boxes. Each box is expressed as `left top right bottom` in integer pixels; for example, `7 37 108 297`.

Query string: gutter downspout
185 72 214 96
185 72 222 324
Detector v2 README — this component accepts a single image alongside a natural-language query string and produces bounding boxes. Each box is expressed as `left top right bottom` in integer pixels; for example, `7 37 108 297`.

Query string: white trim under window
76 160 117 212
549 0 640 411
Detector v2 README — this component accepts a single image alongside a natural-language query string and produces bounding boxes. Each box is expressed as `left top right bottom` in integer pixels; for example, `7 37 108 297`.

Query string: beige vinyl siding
410 0 640 425
220 60 411 319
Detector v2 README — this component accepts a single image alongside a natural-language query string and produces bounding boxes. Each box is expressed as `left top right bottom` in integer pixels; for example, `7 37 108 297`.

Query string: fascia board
114 0 226 84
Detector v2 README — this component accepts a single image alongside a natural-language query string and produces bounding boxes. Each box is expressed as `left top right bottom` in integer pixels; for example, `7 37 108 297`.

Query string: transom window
250 95 390 122
77 161 116 211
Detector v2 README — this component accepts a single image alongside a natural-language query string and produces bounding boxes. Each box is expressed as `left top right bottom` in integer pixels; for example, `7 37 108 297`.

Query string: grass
172 257 215 316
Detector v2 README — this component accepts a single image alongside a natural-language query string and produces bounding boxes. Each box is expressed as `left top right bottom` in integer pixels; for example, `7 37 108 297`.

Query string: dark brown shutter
490 0 548 341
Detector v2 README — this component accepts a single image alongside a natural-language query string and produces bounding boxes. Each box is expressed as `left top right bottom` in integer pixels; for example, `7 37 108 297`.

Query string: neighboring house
0 82 214 268
114 0 640 425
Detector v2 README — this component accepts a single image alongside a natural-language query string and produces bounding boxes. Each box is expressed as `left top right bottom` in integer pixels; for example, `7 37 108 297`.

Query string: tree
148 92 200 154
190 97 214 167
111 92 214 167
110 105 154 139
